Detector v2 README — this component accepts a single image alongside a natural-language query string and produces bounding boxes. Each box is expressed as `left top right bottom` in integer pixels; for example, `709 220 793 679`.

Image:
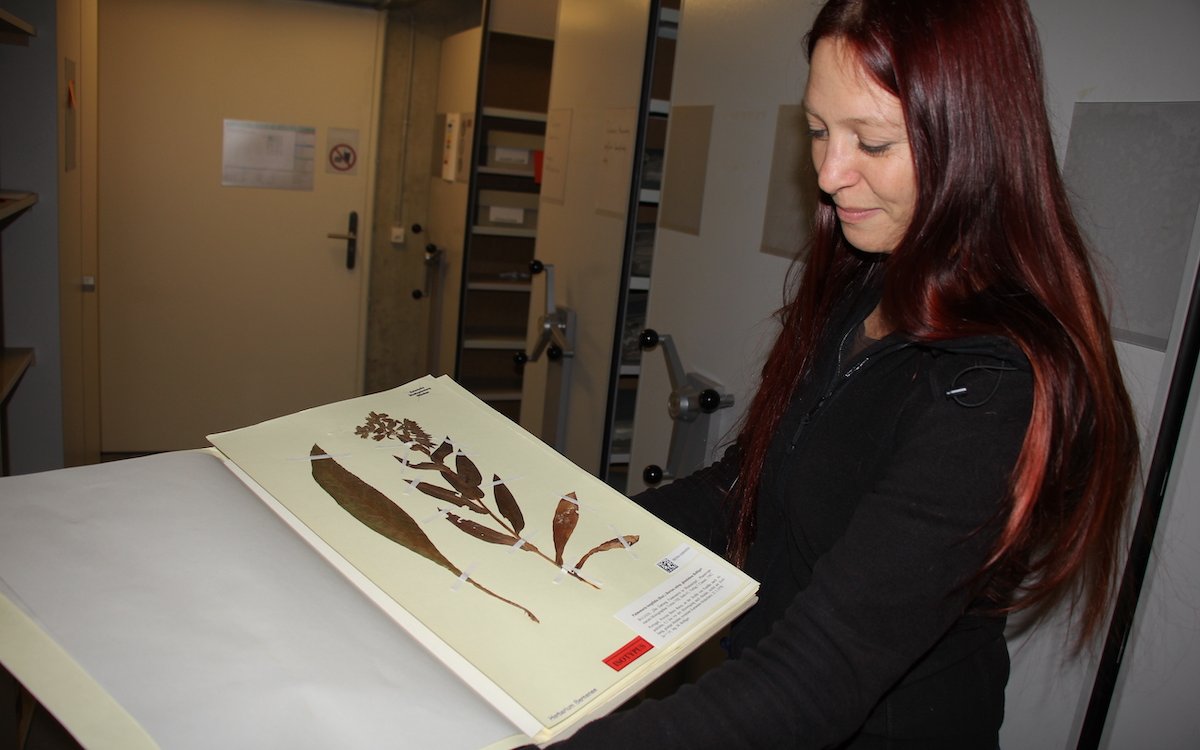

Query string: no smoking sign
329 143 357 171
326 127 361 176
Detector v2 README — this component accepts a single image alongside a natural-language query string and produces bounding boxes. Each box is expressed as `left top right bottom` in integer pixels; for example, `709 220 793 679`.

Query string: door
97 0 382 451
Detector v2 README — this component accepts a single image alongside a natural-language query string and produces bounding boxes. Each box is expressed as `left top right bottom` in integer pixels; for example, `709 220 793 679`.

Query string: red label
603 636 654 672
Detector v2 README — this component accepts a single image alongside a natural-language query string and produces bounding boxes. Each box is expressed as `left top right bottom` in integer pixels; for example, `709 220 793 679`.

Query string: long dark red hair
728 0 1139 643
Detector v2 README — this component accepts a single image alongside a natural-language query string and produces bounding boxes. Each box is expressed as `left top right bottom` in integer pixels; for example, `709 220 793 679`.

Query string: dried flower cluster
354 412 435 451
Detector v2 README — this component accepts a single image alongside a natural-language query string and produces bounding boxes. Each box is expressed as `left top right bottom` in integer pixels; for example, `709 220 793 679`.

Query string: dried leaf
552 493 580 567
310 445 459 578
446 513 522 546
311 445 537 622
440 467 486 501
415 481 485 513
492 475 525 535
431 440 453 463
456 452 483 488
574 535 640 570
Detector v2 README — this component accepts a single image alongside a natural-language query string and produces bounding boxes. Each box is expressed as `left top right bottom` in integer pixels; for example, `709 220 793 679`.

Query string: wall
365 1 480 393
0 0 64 474
1001 2 1200 746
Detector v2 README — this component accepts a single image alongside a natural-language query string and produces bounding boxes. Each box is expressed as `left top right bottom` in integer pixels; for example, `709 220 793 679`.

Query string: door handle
326 211 358 269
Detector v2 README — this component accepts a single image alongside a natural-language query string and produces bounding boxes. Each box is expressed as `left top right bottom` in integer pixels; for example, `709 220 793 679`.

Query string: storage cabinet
600 1 679 491
0 8 38 476
454 30 553 421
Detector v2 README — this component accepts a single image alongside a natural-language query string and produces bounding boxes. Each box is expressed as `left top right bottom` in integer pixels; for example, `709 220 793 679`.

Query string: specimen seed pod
552 493 580 567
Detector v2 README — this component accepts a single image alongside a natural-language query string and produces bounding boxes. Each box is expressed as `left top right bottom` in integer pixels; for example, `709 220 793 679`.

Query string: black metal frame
1077 259 1200 748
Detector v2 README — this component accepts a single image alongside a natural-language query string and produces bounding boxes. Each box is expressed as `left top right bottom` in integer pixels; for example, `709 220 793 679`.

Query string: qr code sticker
657 558 679 573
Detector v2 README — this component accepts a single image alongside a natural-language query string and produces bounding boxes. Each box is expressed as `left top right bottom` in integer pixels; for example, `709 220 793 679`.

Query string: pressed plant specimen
355 412 640 587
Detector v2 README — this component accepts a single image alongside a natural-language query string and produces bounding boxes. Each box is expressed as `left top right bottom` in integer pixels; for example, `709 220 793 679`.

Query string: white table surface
0 452 527 750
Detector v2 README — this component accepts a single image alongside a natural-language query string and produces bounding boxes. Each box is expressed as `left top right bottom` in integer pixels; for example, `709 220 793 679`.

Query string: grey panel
760 104 817 259
1063 101 1200 350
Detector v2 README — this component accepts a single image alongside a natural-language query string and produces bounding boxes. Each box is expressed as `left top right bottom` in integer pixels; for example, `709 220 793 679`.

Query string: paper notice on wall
221 120 316 191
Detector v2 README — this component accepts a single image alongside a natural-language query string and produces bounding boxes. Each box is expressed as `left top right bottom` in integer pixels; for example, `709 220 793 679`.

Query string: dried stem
467 579 539 622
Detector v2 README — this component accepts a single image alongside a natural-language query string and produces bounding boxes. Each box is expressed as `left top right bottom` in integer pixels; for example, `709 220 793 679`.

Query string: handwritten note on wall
596 109 638 218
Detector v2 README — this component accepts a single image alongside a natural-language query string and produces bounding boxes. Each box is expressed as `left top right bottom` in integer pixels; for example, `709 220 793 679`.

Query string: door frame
58 0 99 466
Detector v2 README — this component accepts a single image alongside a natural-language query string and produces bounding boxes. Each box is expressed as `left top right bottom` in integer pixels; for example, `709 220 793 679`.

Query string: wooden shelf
467 280 532 293
462 336 526 351
2 10 40 474
482 107 547 123
457 30 554 422
0 9 36 41
0 191 38 224
1 348 34 403
477 165 537 179
473 225 537 238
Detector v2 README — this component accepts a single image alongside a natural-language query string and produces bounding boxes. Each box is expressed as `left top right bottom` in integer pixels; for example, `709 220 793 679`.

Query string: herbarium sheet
209 375 757 740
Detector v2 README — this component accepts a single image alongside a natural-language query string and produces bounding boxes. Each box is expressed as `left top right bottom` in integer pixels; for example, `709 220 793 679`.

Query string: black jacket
553 277 1033 749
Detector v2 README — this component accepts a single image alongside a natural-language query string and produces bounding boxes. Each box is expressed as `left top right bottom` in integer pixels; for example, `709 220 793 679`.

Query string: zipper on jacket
786 340 911 453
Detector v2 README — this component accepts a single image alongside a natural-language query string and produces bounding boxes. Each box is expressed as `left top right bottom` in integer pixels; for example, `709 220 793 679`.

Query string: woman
549 0 1139 746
